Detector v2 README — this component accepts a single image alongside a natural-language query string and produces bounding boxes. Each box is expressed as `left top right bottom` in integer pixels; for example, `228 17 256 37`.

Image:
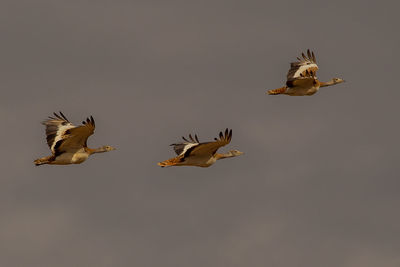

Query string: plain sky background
1 0 399 266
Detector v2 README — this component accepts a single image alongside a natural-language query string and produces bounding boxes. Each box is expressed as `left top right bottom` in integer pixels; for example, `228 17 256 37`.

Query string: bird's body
162 153 217 168
267 50 344 96
48 148 89 165
285 80 320 96
34 112 115 166
158 129 243 168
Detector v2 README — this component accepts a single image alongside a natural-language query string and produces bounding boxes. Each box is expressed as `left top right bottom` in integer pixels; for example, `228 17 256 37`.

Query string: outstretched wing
185 128 232 158
41 112 95 156
42 112 76 154
286 49 319 81
56 116 95 153
170 133 200 156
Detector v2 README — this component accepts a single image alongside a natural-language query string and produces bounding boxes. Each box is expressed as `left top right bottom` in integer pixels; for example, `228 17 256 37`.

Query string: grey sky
1 0 399 266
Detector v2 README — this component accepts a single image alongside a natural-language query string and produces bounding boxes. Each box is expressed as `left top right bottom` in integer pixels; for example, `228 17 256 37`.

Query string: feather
171 133 200 155
307 49 312 60
59 111 69 122
41 112 96 154
187 128 233 157
286 50 319 80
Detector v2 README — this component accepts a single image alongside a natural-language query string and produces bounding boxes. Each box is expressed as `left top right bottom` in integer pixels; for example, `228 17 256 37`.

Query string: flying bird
267 49 345 96
158 128 243 168
34 112 115 166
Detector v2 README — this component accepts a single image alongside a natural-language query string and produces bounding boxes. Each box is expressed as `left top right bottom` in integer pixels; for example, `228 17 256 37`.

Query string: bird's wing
55 116 96 153
185 128 232 158
42 112 76 154
170 134 200 155
286 49 319 81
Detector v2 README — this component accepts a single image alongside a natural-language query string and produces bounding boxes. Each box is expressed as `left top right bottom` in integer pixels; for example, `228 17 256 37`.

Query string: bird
34 112 115 166
158 128 243 168
267 49 345 96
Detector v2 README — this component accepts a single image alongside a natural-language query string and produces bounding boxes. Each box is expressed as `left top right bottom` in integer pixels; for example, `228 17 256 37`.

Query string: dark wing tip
52 111 69 122
53 112 62 120
189 134 195 142
59 111 68 121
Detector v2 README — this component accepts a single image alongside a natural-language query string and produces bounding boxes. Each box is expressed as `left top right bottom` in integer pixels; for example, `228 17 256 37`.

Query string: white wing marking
179 143 199 156
50 124 75 152
292 63 318 78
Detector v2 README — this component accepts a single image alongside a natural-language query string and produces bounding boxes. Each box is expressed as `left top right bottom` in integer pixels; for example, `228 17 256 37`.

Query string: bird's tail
267 86 287 95
157 157 181 168
34 156 53 166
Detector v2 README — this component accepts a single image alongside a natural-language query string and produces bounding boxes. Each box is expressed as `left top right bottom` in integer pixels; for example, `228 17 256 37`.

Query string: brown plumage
267 49 345 96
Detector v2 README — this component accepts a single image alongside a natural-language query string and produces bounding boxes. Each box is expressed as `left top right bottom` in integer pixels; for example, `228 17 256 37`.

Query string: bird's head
102 145 116 152
332 78 345 84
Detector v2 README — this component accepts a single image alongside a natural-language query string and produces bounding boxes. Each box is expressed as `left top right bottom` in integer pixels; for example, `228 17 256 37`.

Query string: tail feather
158 157 182 168
34 156 53 166
267 86 287 95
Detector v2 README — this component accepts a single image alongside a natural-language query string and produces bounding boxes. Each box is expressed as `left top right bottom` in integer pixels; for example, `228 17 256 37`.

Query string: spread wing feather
171 134 200 155
287 49 319 81
41 112 95 155
42 112 75 153
57 116 95 152
170 129 232 158
186 128 232 157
